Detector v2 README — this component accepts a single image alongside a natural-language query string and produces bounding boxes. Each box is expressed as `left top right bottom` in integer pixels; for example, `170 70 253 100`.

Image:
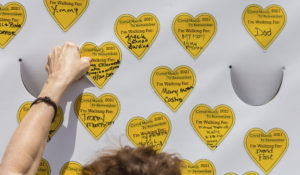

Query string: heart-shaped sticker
242 4 286 50
75 93 120 140
37 158 51 175
244 128 288 174
17 101 63 142
190 104 235 151
126 112 171 152
80 42 122 89
60 161 82 175
225 172 259 175
151 66 195 112
0 2 26 48
181 159 216 175
115 13 159 59
244 172 259 175
173 13 217 59
44 0 89 32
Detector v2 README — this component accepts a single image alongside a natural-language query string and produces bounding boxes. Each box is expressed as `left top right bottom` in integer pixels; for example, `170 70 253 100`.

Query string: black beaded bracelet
30 96 57 122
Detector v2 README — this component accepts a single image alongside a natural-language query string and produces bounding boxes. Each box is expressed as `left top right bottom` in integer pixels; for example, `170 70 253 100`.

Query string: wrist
47 73 72 87
39 76 69 105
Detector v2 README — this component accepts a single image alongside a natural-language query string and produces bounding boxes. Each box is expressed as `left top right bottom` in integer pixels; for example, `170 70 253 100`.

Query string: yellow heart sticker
242 4 286 50
0 2 26 48
151 66 195 112
126 112 171 152
17 101 63 142
75 93 120 140
244 128 289 174
225 172 259 175
115 13 159 59
80 42 122 89
181 159 216 175
37 158 51 175
60 161 82 175
173 13 217 59
44 0 89 32
190 104 235 151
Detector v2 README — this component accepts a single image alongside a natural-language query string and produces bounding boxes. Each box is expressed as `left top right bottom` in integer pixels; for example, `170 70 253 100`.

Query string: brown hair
82 146 182 175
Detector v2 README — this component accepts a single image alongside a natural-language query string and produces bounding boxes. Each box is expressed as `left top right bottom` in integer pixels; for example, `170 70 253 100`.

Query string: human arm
0 42 91 175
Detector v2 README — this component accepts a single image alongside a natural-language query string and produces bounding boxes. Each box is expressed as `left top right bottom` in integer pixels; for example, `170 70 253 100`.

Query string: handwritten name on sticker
173 13 217 59
37 158 51 175
243 4 286 50
17 101 63 142
126 113 171 152
151 66 195 112
115 13 159 59
181 159 216 175
44 0 89 32
80 42 122 89
60 161 82 175
0 2 26 48
75 93 120 140
244 128 288 174
190 104 235 151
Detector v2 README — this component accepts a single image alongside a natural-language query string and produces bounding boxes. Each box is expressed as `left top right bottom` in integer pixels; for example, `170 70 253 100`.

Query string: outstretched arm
0 42 91 175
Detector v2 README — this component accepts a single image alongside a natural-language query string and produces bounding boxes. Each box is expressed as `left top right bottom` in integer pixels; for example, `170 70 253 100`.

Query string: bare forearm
0 42 90 175
1 79 68 174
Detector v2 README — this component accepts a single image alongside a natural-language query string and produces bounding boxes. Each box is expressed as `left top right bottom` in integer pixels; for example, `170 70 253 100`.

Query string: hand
40 42 91 105
46 42 91 87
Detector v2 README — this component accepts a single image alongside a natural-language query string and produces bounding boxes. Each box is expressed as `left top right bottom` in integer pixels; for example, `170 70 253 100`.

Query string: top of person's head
82 146 182 175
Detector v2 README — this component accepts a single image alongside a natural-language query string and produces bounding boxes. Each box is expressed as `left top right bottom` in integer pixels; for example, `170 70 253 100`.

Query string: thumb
81 56 91 72
81 56 91 63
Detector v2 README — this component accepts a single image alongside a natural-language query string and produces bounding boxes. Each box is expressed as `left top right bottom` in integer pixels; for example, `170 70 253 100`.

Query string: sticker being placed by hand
17 101 63 142
75 93 120 140
243 4 286 50
126 112 171 152
244 128 288 174
80 42 122 89
181 159 216 175
190 104 235 151
173 13 217 59
151 66 195 112
44 0 89 32
115 13 159 59
0 2 26 48
60 161 82 175
37 158 51 175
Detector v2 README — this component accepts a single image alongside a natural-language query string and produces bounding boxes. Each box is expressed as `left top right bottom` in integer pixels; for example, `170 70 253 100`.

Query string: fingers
82 56 91 63
45 64 49 73
53 46 62 59
80 57 91 73
46 42 88 84
64 42 79 51
47 53 52 73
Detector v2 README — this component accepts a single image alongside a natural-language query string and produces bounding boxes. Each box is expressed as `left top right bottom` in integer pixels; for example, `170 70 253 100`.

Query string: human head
82 146 182 175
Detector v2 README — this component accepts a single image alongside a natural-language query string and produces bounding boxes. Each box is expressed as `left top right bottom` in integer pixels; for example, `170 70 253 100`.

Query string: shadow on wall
230 65 284 106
